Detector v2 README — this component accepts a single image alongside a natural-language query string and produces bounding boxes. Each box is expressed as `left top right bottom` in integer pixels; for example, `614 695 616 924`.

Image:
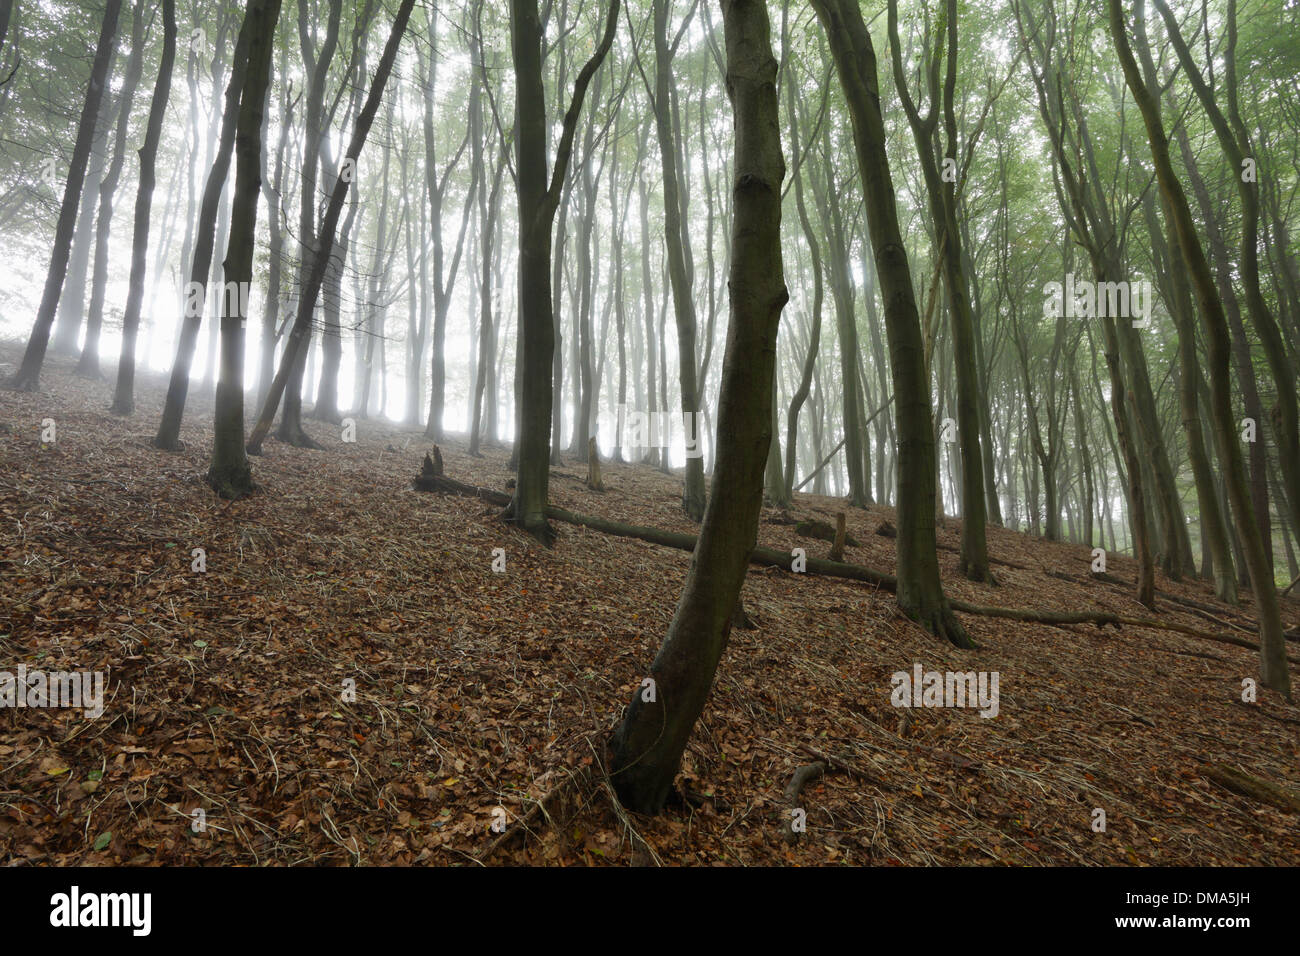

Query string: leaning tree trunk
110 0 176 417
51 57 118 357
207 0 281 498
79 0 147 380
7 0 122 392
246 0 417 455
811 0 972 647
609 0 788 814
1109 0 1289 698
1153 0 1300 549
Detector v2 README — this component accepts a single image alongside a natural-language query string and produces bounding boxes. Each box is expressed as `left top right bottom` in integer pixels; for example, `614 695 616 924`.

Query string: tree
109 0 177 416
886 0 991 581
6 0 123 392
610 0 788 814
503 0 619 543
1108 0 1289 698
207 0 283 498
1151 0 1300 555
78 0 147 380
646 0 707 520
246 0 418 456
154 14 254 448
809 0 973 647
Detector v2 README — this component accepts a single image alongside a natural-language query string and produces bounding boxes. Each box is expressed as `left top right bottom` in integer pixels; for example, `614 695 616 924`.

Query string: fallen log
796 517 861 548
413 469 1298 662
1202 763 1300 814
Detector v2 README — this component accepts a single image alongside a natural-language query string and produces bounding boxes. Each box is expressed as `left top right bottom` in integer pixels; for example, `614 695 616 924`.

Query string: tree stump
829 512 847 562
585 437 605 491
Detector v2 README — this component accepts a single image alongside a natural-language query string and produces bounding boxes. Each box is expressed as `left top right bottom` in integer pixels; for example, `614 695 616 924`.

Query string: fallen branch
781 761 825 845
797 745 897 792
1201 763 1300 814
476 766 595 862
793 396 896 494
414 469 1295 662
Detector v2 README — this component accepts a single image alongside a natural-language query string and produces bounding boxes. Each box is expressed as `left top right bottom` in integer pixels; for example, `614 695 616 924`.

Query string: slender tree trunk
887 0 990 581
504 0 618 542
1110 0 1288 697
78 0 146 380
51 50 119 357
110 0 177 417
154 20 252 448
650 0 706 519
1154 0 1300 548
208 0 281 498
811 0 972 647
609 0 788 813
247 0 418 453
257 42 293 411
7 0 123 392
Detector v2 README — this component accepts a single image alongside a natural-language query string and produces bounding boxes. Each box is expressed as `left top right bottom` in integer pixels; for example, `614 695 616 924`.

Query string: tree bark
110 0 177 417
1109 0 1289 697
504 0 619 543
7 0 123 392
207 0 281 498
810 0 972 648
609 0 788 814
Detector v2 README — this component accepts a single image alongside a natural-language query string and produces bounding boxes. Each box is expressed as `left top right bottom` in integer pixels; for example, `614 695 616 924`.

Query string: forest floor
1 340 1298 867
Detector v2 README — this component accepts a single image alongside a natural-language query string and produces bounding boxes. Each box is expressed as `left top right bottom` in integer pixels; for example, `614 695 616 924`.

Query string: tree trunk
650 0 706 520
811 0 973 647
247 0 417 453
503 0 618 542
78 0 146 380
1109 0 1289 697
886 0 990 581
609 0 788 814
51 45 120 357
153 18 252 448
207 0 281 498
110 0 176 417
7 0 123 392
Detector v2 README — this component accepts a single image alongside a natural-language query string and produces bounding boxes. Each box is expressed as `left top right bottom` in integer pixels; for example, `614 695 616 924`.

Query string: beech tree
810 0 973 647
6 0 122 392
207 0 282 498
610 0 787 814
503 0 619 542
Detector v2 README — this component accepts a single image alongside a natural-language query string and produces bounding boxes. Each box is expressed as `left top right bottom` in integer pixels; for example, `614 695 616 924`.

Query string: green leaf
193 639 208 648
93 832 112 851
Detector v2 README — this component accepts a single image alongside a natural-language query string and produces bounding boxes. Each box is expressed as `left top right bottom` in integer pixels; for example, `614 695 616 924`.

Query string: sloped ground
1 340 1297 866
